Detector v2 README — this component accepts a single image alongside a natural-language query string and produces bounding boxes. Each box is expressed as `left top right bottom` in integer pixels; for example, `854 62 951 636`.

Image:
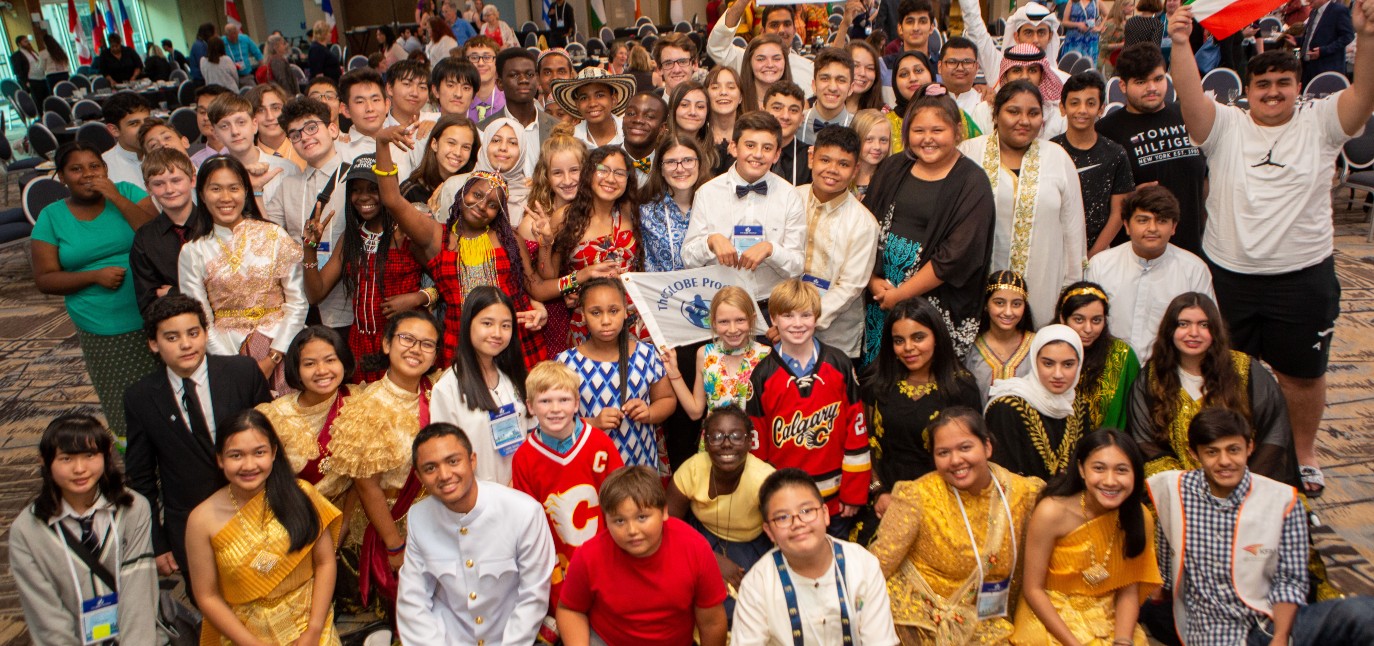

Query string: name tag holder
733 224 763 252
801 274 831 292
490 403 524 456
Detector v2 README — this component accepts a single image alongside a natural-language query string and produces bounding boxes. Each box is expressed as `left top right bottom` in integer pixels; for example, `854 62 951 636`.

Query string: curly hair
1145 292 1249 444
551 146 644 273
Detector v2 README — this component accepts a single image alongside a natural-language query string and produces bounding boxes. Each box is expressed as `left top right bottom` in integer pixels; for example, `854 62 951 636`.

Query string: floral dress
567 210 650 345
701 341 770 411
1064 0 1101 63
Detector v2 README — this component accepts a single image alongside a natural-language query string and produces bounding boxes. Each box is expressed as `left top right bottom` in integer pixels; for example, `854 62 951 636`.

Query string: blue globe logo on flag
682 294 711 329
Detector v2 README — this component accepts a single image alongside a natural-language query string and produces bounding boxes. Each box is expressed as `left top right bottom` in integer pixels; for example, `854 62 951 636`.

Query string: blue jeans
1247 597 1374 646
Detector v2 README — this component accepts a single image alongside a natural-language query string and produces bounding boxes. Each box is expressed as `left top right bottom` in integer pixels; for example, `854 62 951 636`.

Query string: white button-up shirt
103 145 145 189
397 482 555 645
266 152 353 327
1085 242 1215 361
682 166 806 301
167 358 216 440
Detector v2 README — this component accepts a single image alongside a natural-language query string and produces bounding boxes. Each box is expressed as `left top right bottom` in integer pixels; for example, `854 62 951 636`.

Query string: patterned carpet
2 208 1374 643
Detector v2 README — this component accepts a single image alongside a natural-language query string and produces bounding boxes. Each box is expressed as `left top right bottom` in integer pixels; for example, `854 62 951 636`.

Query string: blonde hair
628 45 653 73
141 147 195 182
711 286 757 331
525 360 580 398
530 134 588 213
850 109 893 160
767 278 822 319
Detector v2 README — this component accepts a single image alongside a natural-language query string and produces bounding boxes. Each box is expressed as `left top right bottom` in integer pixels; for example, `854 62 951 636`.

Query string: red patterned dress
350 237 425 383
568 210 650 345
527 238 573 356
428 230 549 370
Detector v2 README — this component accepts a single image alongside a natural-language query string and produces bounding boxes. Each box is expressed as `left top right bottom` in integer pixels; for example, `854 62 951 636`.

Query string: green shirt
31 182 148 335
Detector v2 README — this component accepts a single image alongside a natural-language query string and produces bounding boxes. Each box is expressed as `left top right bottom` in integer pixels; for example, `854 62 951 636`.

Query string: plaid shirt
1158 470 1309 646
429 244 548 371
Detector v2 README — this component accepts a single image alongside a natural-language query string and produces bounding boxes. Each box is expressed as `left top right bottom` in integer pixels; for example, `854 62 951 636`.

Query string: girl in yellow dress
184 410 342 645
1010 429 1162 646
870 407 1044 645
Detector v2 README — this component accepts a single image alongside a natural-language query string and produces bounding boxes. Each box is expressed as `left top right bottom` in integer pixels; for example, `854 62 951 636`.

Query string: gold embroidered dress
256 386 352 487
202 480 342 646
1075 339 1140 431
870 464 1044 645
1009 509 1163 645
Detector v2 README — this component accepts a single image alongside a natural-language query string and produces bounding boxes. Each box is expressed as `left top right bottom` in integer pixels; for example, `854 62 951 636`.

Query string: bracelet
386 542 406 554
421 287 440 307
302 261 318 269
372 165 400 177
558 271 580 295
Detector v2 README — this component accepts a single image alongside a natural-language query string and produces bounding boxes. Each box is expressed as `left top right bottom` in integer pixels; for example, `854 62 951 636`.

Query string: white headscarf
475 116 530 226
985 324 1083 419
1004 3 1063 65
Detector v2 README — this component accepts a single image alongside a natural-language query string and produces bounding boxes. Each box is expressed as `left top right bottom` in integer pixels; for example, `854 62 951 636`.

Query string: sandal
1300 465 1326 498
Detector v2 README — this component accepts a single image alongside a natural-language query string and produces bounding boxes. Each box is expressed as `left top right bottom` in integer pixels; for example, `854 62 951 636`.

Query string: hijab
475 116 530 225
985 323 1082 419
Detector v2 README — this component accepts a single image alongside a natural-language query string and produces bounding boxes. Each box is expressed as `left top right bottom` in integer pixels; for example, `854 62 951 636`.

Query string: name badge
801 274 831 292
317 240 331 253
490 403 524 456
81 592 119 645
555 19 564 27
733 225 764 252
976 578 1010 620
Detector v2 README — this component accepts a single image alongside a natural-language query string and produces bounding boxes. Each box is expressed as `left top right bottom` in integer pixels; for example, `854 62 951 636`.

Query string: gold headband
985 282 1027 297
1063 286 1108 303
470 170 509 196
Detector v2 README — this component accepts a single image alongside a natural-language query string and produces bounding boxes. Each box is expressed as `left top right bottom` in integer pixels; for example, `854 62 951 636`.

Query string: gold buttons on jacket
460 527 469 535
466 559 474 568
469 592 477 600
475 616 484 625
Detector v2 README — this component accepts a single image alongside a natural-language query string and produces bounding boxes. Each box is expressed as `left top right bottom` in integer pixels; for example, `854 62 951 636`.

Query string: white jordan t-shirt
1198 93 1358 275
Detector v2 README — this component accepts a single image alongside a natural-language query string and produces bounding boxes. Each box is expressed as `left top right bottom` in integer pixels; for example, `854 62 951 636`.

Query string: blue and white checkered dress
557 342 667 469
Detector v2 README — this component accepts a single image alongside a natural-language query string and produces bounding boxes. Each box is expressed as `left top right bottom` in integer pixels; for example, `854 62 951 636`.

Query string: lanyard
300 162 348 242
774 539 853 646
59 511 122 605
953 469 1017 585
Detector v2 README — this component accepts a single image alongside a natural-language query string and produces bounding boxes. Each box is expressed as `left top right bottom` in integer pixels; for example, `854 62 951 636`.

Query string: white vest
1147 470 1298 642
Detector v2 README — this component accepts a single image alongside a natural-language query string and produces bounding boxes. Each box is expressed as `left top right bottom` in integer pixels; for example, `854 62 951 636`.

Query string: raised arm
959 0 1000 73
375 124 443 260
301 206 345 303
1167 7 1217 144
1338 0 1374 136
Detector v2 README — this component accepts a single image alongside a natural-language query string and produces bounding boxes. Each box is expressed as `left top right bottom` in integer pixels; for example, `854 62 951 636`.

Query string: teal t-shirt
31 182 148 335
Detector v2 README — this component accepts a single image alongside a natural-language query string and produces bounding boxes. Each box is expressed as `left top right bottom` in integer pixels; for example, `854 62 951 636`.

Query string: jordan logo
1252 148 1286 169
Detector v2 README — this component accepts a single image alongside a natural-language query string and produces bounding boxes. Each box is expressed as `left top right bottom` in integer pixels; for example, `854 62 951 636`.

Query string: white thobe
1085 243 1215 361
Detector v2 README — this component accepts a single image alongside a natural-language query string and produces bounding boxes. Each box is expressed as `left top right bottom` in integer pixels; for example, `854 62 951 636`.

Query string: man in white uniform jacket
398 423 556 645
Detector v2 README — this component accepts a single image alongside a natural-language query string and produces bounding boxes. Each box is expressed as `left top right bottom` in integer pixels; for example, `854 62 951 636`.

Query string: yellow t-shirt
673 452 775 543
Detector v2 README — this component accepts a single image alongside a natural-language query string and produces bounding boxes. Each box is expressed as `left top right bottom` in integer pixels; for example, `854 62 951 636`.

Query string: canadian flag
225 0 242 27
69 0 92 65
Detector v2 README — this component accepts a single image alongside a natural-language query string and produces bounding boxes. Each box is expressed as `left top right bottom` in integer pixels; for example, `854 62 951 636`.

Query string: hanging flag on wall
322 0 338 43
69 0 92 64
590 0 608 30
225 0 242 27
116 0 134 48
102 0 118 45
90 0 106 53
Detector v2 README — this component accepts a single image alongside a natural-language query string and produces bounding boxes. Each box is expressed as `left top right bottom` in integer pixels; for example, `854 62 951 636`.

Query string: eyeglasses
661 157 698 171
286 120 325 143
594 164 629 180
943 58 977 70
661 57 693 70
468 53 496 63
309 91 339 102
705 430 748 445
768 506 821 527
392 332 438 354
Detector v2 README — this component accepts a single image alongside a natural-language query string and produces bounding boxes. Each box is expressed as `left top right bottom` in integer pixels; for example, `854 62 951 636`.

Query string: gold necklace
216 226 248 273
1080 492 1111 586
229 486 282 575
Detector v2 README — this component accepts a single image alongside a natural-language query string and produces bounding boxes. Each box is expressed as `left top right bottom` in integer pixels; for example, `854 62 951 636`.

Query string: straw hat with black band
549 67 637 120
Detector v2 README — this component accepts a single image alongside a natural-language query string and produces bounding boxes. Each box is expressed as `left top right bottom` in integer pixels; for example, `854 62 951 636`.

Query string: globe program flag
1187 0 1288 40
620 266 768 350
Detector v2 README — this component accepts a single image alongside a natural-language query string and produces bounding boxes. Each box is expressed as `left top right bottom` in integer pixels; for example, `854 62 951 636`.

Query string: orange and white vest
1147 469 1299 643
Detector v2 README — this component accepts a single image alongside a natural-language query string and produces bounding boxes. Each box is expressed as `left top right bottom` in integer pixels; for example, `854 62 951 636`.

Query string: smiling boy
764 82 812 185
682 111 806 304
207 93 295 211
622 92 669 186
794 126 878 359
1050 72 1135 257
798 48 855 146
247 83 306 170
130 149 197 313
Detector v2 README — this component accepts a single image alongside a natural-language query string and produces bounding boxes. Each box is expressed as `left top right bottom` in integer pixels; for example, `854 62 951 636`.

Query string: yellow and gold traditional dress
870 463 1044 645
202 480 342 646
256 386 353 487
1009 509 1163 645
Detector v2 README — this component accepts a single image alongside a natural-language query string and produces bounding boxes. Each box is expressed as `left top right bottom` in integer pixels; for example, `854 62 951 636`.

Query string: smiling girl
185 410 341 645
965 271 1039 401
523 134 586 354
739 34 792 111
870 407 1043 644
178 156 308 395
255 326 357 488
1056 282 1140 431
400 114 478 204
985 324 1091 481
706 65 745 175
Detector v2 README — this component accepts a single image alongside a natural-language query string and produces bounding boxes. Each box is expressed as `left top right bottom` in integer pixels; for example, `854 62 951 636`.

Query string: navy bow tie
812 119 836 133
736 181 768 198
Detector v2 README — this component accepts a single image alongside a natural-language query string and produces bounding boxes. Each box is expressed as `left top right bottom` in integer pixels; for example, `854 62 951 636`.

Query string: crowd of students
11 0 1374 643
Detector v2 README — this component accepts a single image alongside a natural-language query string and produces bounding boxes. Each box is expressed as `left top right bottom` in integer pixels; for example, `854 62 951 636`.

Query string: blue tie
735 181 768 198
812 119 835 134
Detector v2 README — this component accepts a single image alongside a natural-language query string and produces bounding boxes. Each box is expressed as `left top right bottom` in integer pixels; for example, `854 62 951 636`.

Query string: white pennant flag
621 266 767 350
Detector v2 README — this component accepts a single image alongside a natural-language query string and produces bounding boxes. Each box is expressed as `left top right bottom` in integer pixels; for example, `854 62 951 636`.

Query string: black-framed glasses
661 57 693 70
705 430 748 445
286 120 325 143
393 332 438 354
768 506 821 527
662 157 698 171
308 91 338 102
943 58 977 70
468 53 496 63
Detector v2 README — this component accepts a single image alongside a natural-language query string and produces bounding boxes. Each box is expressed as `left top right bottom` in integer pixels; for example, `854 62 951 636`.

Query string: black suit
1302 1 1355 85
129 212 188 314
123 355 271 574
10 50 31 93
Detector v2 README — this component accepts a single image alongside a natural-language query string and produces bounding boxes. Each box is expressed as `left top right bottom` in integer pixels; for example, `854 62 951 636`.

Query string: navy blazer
1303 1 1355 81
